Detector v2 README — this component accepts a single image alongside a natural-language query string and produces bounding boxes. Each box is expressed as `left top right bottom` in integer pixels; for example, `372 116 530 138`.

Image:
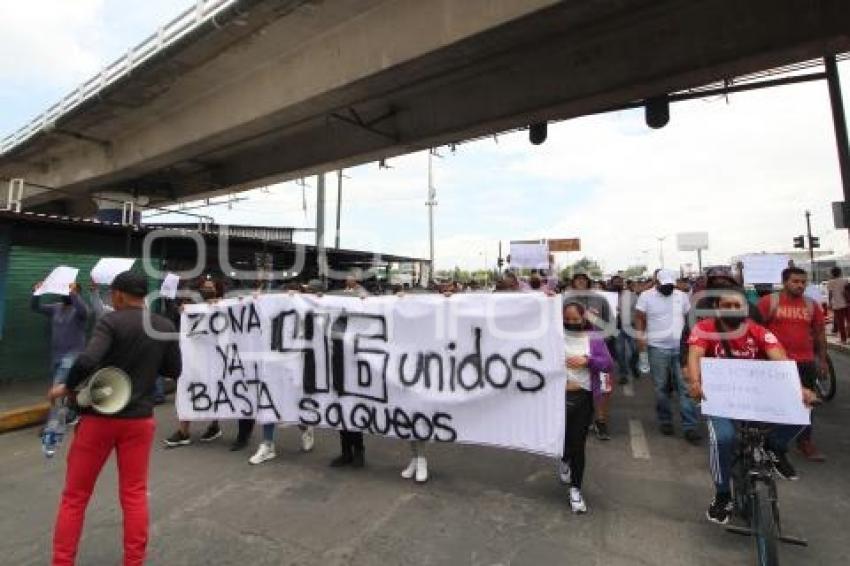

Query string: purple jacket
587 335 615 400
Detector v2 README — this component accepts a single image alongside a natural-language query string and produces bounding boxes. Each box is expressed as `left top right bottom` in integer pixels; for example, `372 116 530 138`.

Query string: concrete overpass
2 0 849 214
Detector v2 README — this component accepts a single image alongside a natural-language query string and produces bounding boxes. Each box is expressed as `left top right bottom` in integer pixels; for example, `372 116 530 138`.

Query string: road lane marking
622 382 635 397
629 418 651 460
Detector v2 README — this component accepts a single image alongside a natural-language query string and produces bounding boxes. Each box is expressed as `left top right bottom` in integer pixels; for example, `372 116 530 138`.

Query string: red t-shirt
688 319 783 359
756 293 823 362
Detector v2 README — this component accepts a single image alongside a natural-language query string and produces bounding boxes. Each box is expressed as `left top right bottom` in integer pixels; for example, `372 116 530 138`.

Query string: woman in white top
559 301 614 513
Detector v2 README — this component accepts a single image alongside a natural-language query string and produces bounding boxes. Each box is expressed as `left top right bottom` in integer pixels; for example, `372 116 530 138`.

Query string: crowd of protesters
32 259 835 563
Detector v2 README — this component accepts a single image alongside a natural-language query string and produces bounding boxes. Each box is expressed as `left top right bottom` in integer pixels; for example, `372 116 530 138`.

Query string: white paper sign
510 242 549 269
177 293 567 456
90 257 136 285
804 284 825 304
34 266 79 296
700 358 810 425
161 273 180 299
742 254 789 286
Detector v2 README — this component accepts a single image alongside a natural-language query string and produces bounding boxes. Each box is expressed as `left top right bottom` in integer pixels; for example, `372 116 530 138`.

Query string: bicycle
726 422 807 566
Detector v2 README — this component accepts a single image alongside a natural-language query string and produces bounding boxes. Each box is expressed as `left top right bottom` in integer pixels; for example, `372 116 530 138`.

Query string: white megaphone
76 367 132 415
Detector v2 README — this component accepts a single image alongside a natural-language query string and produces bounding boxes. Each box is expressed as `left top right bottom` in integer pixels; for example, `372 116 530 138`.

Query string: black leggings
562 389 594 489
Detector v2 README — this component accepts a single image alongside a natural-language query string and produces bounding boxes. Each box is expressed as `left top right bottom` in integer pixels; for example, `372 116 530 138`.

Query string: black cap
111 271 147 297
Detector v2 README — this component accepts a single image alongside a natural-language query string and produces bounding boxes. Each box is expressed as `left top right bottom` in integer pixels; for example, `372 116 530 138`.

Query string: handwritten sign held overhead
700 358 810 425
90 258 137 285
741 254 789 286
34 266 79 296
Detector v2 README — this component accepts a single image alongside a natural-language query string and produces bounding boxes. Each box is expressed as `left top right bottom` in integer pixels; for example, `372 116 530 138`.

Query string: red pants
834 307 848 343
53 415 155 566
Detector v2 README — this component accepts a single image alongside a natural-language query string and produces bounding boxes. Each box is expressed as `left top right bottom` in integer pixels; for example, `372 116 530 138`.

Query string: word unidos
270 309 547 404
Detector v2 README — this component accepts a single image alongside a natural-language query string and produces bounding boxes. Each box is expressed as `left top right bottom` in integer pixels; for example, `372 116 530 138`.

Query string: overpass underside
2 0 849 213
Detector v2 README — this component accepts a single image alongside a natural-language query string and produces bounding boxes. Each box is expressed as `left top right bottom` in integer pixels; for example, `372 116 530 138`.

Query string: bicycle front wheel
752 481 780 566
815 356 837 401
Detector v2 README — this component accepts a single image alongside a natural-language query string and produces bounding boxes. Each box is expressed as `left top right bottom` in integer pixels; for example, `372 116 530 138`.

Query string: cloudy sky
2 1 850 273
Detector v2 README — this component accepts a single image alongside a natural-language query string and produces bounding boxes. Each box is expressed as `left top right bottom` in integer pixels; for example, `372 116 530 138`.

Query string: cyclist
686 287 816 525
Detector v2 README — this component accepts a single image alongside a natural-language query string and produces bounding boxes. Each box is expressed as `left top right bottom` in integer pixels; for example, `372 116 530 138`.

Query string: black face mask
199 289 216 301
658 284 675 296
718 312 747 329
564 323 585 332
61 296 73 305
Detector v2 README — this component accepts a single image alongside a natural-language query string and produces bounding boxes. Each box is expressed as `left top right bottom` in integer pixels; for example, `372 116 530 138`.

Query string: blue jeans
613 330 635 377
261 423 275 443
154 376 165 402
707 417 803 493
49 353 79 426
647 346 698 431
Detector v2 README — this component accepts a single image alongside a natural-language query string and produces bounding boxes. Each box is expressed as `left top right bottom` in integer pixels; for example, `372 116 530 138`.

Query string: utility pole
334 169 343 249
316 173 326 280
426 150 439 282
805 209 821 280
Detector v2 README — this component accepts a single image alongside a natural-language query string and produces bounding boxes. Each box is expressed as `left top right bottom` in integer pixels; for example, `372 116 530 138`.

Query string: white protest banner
700 358 810 425
177 293 567 456
161 273 180 299
90 257 136 285
742 254 789 286
34 266 79 296
597 291 618 316
510 241 549 269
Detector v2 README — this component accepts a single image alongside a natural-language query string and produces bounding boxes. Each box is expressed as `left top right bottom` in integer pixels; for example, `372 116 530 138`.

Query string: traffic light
793 236 805 249
497 257 504 269
809 236 820 249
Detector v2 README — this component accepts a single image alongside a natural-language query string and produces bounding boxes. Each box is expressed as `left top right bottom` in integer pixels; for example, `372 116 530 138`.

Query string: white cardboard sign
161 273 180 299
34 266 79 296
741 254 789 286
90 257 137 285
700 358 810 425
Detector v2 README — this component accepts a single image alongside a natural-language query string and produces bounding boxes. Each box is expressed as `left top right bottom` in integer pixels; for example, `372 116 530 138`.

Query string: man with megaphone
47 271 182 566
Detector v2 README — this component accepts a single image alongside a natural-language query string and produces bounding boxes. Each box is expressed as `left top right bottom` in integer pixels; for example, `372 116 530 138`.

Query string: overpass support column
825 55 850 239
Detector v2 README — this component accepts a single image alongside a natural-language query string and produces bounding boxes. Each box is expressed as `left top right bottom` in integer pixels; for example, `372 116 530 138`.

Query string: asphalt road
2 352 849 565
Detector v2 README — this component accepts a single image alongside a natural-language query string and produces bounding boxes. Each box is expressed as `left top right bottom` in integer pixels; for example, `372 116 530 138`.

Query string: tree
561 256 604 280
621 264 648 278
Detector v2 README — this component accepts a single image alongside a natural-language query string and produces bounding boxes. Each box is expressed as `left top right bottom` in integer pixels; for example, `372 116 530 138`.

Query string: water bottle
599 372 612 394
42 402 68 458
638 351 650 375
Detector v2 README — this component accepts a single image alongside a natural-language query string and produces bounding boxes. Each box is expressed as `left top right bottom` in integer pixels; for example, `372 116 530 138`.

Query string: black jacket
66 307 181 418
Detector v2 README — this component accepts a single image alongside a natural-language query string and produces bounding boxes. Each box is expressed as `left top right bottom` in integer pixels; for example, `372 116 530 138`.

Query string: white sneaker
557 460 571 485
569 487 587 514
414 457 429 483
249 442 276 465
300 427 315 452
401 457 417 479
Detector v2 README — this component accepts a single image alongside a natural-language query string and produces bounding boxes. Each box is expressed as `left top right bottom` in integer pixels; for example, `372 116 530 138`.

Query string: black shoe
230 438 249 452
706 493 733 525
684 429 702 445
660 423 675 436
330 454 353 468
618 376 629 385
199 424 222 443
164 430 191 448
351 451 365 468
594 420 611 441
154 396 166 405
771 451 799 481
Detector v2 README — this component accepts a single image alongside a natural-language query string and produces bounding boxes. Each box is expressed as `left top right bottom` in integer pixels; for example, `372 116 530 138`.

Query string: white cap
657 270 676 286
